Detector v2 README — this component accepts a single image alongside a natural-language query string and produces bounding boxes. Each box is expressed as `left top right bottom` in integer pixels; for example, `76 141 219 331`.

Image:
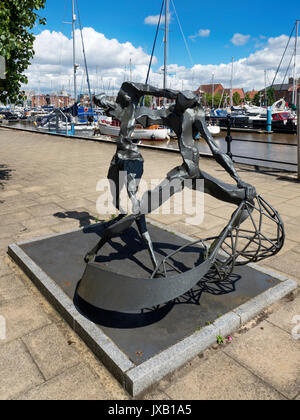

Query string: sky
25 0 300 95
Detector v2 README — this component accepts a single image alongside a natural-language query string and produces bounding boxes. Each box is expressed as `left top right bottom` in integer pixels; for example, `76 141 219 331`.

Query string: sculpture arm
94 94 117 113
120 82 178 101
118 103 136 139
194 114 256 199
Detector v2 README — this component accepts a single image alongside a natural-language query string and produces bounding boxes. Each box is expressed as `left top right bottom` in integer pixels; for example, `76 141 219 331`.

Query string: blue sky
26 0 300 93
38 0 298 66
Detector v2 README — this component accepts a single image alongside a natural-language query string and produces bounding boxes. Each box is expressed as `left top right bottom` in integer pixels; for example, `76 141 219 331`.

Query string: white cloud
24 29 300 95
231 33 251 46
189 29 211 40
163 34 300 91
24 29 155 94
33 28 151 69
144 13 171 25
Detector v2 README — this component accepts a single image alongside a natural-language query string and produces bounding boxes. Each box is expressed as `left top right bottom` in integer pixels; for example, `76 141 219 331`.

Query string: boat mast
163 0 169 94
72 0 77 103
264 70 267 106
129 58 133 82
76 0 93 111
292 20 299 106
230 57 234 108
212 72 215 109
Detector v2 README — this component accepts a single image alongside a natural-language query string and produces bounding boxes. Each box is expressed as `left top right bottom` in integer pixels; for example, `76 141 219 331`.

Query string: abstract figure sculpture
77 82 285 312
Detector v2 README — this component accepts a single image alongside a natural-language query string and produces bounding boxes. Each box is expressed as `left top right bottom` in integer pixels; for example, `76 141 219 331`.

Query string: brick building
223 88 245 102
195 84 245 103
263 77 300 103
245 90 258 100
195 83 224 97
30 92 74 108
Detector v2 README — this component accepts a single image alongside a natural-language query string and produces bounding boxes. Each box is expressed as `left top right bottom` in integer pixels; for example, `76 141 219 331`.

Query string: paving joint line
221 349 290 400
19 337 47 382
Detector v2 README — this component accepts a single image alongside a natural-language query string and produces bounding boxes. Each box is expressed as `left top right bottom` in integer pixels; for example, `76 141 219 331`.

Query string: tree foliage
253 92 262 107
143 95 152 108
253 89 276 107
233 92 241 106
0 0 46 104
244 93 252 103
213 93 223 108
203 93 224 108
267 88 276 106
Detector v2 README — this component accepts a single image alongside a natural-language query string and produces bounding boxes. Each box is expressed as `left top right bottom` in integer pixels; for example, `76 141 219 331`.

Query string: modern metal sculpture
76 82 285 312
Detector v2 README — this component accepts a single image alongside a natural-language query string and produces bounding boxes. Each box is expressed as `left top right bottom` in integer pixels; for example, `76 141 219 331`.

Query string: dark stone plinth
17 222 280 365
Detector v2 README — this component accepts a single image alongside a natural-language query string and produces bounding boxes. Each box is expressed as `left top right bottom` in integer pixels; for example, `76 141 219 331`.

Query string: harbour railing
224 110 299 175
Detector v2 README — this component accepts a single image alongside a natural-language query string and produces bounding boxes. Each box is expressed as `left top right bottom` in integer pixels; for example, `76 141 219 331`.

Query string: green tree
253 92 262 107
245 93 252 103
267 88 276 106
233 92 241 106
0 0 46 104
203 92 226 108
143 95 152 108
202 93 210 107
214 93 223 108
202 93 206 106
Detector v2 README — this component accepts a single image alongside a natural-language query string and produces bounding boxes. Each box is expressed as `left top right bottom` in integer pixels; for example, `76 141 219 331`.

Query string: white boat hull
207 125 220 136
38 121 95 131
98 123 169 140
98 122 219 139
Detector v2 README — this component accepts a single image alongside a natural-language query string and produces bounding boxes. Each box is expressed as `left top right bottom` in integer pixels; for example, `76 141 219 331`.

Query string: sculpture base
8 222 297 396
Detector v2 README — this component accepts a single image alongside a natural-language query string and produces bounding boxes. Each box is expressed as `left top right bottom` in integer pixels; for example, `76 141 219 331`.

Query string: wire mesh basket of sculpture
217 195 284 267
77 82 285 312
157 195 285 285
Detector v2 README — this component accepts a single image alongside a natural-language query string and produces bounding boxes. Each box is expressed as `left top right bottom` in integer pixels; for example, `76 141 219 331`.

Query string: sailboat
36 0 98 134
95 121 170 140
96 2 172 142
97 0 219 139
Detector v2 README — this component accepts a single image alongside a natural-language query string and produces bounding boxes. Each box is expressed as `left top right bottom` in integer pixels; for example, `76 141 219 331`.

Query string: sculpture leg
84 214 136 263
135 215 159 270
84 156 128 263
107 155 127 213
189 171 255 263
84 214 127 263
122 160 160 270
197 170 254 225
85 157 160 270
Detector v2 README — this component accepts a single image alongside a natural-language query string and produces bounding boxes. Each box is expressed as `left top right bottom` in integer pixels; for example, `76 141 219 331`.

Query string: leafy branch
0 0 46 104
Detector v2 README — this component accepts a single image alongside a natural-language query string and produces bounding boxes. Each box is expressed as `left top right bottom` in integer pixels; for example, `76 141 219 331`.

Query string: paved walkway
0 127 299 400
